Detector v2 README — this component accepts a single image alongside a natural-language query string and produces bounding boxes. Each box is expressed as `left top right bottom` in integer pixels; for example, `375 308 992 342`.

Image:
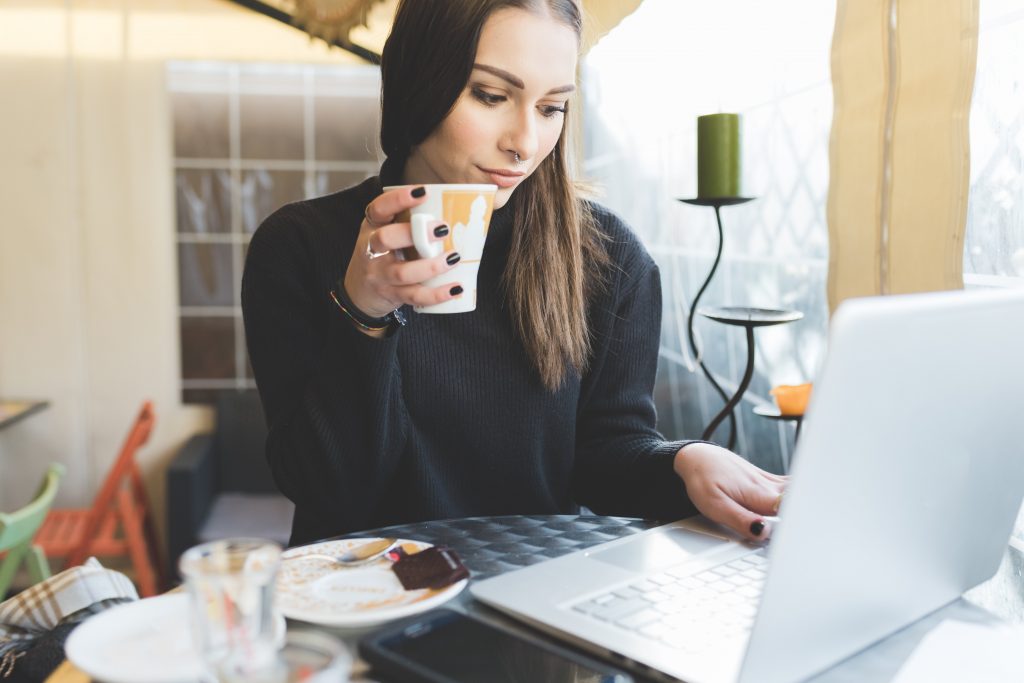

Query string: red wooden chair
35 401 166 596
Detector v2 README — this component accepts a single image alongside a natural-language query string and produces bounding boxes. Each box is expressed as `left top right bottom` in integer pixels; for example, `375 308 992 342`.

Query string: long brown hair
381 0 609 391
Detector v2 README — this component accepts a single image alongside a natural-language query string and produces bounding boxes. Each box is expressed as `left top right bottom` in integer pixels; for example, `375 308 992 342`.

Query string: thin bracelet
329 290 389 332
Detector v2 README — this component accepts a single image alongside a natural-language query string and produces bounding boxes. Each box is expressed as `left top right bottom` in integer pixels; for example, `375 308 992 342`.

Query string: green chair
0 464 65 599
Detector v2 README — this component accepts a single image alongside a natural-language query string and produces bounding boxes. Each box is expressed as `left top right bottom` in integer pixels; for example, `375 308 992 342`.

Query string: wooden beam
827 0 978 311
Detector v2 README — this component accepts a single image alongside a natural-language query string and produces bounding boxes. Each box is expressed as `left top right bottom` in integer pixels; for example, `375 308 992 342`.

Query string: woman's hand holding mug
343 185 465 324
344 184 498 330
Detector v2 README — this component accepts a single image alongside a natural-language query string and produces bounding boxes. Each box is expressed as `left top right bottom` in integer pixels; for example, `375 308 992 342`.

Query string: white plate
278 538 467 628
65 593 285 683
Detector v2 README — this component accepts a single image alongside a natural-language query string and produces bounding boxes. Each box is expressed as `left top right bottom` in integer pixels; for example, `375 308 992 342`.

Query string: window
966 0 1024 556
582 0 836 472
964 0 1024 287
169 62 381 403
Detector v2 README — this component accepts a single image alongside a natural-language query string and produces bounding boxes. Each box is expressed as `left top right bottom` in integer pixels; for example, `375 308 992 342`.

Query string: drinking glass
179 538 283 682
275 629 352 682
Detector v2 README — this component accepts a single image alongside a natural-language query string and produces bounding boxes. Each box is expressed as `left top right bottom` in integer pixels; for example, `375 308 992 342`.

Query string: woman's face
403 7 578 209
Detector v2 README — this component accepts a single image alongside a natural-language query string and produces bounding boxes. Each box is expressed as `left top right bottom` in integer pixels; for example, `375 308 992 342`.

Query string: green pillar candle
697 113 741 198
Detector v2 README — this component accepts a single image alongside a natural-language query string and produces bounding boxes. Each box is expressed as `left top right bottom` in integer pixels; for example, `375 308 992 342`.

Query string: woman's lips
477 166 525 189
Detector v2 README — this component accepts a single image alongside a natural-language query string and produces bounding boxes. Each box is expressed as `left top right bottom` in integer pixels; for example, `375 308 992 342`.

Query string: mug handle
411 213 443 259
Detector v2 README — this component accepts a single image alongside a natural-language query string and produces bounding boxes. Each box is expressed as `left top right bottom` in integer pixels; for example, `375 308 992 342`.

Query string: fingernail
434 224 449 237
411 186 426 198
446 252 461 266
750 520 765 536
450 285 464 296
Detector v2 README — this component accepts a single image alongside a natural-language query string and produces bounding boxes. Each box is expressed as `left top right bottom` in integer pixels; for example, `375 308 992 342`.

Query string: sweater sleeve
572 257 703 522
241 200 408 538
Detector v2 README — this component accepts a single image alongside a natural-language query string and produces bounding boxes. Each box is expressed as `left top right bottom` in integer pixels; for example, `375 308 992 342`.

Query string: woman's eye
540 104 568 119
471 88 506 106
470 86 566 118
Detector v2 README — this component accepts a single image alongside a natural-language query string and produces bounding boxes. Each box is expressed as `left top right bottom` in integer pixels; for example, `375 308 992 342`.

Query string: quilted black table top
336 514 660 582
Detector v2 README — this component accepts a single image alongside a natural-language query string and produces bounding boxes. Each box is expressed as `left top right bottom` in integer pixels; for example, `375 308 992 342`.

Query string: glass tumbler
276 629 352 682
179 538 283 682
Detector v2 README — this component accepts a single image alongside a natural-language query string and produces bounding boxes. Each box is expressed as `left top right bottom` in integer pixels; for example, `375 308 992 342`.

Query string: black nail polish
411 186 426 198
434 224 449 238
750 520 765 536
450 285 464 296
446 252 461 266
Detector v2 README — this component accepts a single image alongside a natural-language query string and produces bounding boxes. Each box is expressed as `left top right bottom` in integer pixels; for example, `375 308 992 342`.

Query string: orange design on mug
442 190 494 260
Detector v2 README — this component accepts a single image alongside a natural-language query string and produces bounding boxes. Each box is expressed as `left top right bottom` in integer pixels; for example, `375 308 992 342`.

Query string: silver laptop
472 289 1024 683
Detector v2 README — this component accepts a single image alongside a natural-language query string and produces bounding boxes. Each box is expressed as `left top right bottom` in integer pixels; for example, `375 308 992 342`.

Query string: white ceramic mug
384 183 497 313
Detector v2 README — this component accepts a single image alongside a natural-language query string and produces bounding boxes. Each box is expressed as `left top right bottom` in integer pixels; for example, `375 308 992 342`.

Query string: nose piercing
513 151 521 164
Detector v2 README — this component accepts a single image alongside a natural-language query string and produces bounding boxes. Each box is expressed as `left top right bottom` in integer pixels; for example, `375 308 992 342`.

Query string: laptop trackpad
591 527 726 572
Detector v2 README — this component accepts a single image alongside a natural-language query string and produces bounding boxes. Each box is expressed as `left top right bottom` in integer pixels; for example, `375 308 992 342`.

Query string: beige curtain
0 0 355 524
582 0 644 51
827 0 979 311
0 9 194 527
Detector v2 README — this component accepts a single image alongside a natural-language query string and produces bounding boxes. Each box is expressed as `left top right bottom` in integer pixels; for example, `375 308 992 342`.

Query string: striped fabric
0 558 137 677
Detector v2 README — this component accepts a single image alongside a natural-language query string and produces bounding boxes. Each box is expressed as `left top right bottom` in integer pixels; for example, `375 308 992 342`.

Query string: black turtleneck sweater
242 162 701 547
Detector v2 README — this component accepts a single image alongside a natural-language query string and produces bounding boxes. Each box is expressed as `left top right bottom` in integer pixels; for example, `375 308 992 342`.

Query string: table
333 515 1021 683
329 515 661 681
0 400 49 430
45 516 655 683
46 514 1021 683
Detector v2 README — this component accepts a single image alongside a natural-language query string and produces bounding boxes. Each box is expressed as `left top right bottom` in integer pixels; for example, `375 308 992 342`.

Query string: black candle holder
677 196 802 450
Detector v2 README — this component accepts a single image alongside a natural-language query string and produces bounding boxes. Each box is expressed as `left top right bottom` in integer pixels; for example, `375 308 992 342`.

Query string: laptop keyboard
570 548 768 653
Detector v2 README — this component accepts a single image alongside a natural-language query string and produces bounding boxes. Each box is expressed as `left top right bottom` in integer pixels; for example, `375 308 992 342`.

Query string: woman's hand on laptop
674 443 788 542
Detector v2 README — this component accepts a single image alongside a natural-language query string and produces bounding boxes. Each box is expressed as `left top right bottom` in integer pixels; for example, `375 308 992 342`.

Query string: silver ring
364 204 385 228
365 240 390 260
513 151 521 164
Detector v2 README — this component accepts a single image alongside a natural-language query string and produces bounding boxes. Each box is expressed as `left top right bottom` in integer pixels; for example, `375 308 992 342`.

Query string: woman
242 0 785 548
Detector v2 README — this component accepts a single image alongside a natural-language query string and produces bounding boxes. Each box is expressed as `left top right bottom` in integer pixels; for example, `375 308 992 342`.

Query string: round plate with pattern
277 538 467 628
